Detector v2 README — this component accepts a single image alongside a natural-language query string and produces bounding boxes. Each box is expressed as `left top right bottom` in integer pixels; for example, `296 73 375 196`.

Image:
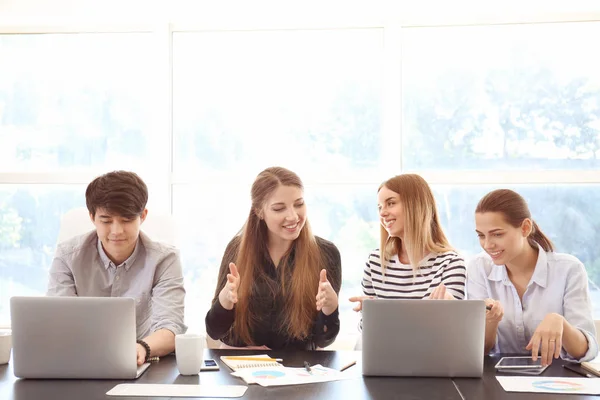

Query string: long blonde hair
379 174 453 273
231 167 323 345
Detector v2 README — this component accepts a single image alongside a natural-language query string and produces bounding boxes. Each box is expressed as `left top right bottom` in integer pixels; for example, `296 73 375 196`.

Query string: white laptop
362 299 485 377
10 296 150 379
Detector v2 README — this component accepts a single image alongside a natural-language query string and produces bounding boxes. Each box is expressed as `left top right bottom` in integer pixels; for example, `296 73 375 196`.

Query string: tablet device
495 356 543 369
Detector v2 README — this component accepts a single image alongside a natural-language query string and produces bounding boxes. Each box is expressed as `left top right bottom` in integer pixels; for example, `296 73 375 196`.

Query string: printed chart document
231 364 359 387
496 376 600 395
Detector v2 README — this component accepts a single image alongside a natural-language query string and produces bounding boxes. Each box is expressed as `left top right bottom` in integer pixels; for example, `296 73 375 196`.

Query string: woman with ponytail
205 167 341 350
468 189 598 365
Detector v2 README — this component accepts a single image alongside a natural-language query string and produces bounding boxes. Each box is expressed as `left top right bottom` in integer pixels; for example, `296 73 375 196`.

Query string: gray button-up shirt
47 230 187 339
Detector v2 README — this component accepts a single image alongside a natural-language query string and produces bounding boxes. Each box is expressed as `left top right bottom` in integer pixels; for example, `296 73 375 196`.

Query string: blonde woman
350 174 466 314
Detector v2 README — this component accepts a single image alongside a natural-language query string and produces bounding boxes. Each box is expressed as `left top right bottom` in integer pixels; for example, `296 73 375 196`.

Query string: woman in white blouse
467 189 598 366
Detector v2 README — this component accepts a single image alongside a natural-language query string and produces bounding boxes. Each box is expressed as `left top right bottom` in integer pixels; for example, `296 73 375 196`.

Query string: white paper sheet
496 376 600 395
106 384 248 397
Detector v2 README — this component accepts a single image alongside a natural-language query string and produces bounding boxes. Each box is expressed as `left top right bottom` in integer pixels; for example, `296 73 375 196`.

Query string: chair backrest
57 207 177 246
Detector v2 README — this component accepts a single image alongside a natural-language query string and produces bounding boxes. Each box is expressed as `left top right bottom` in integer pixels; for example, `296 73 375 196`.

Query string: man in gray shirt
47 171 187 365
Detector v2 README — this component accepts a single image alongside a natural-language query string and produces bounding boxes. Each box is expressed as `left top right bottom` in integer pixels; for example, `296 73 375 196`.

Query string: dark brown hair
85 171 148 218
476 189 554 252
230 166 323 345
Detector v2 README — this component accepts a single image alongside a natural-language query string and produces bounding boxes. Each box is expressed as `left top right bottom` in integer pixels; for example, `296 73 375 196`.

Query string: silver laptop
10 296 150 379
362 299 485 377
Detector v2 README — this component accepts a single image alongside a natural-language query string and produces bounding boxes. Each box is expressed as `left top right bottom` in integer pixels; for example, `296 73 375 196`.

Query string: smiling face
377 185 404 238
475 211 532 266
260 184 307 247
91 207 147 265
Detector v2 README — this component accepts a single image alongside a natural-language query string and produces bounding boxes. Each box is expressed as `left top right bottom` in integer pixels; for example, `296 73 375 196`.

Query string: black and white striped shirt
362 250 466 300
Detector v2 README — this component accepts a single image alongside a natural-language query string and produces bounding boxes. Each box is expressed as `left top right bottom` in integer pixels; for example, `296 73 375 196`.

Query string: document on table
231 364 360 387
106 384 248 398
496 376 600 395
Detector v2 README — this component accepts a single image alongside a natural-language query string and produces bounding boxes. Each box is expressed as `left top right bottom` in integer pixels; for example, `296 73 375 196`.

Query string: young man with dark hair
47 171 186 365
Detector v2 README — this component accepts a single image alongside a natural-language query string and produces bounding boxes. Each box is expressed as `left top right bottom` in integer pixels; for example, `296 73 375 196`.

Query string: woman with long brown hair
468 189 597 366
205 167 341 350
350 174 466 313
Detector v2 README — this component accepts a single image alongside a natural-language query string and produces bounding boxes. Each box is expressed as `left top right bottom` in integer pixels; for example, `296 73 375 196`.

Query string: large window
2 18 600 338
173 29 384 178
402 22 600 170
0 34 160 173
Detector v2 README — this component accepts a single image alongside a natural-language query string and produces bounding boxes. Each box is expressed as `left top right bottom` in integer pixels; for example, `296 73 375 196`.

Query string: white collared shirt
467 244 598 362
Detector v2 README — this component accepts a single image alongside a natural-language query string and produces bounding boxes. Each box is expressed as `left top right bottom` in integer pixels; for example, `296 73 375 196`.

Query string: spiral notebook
220 355 282 371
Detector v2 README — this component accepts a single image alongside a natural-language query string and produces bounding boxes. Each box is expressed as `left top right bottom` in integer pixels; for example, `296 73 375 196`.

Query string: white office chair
57 207 177 246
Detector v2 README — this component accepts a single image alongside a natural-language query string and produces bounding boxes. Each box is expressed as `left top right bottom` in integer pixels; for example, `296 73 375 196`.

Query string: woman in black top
205 167 342 350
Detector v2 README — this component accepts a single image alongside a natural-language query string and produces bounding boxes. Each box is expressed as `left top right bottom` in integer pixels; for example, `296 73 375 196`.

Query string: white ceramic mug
175 333 205 375
0 330 12 364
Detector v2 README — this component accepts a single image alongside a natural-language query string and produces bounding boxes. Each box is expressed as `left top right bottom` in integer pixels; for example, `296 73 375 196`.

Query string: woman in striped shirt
350 174 466 313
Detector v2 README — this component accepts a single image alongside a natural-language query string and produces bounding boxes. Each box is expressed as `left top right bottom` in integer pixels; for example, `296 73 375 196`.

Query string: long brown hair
379 174 453 272
231 167 323 345
475 189 554 252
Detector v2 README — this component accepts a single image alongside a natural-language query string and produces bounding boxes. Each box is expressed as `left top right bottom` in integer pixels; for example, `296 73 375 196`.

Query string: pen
340 360 357 372
224 357 283 362
562 364 593 378
304 361 313 375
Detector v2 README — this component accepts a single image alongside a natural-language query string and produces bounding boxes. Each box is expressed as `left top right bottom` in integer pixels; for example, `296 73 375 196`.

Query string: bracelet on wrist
136 339 151 362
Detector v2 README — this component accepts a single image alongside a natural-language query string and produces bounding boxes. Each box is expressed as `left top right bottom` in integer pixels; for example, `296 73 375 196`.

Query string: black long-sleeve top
205 235 342 350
